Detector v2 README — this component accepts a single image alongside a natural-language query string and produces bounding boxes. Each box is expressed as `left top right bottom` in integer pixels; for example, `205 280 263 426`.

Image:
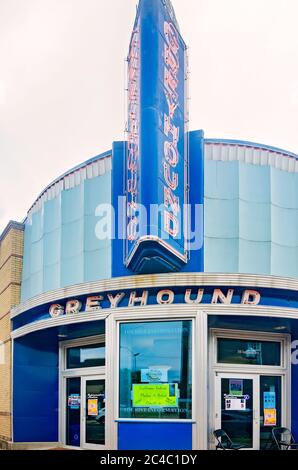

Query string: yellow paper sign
88 399 98 416
132 384 178 408
264 408 277 426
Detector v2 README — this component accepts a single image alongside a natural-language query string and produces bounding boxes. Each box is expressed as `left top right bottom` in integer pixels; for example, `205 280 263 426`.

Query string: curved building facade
5 0 298 451
21 138 298 304
9 137 298 450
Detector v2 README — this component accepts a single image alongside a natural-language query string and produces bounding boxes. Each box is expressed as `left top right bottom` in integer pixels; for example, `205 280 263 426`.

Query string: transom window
217 338 281 366
66 343 105 369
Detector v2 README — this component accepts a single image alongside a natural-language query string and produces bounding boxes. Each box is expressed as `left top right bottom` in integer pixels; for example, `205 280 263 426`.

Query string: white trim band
11 304 298 340
11 273 298 319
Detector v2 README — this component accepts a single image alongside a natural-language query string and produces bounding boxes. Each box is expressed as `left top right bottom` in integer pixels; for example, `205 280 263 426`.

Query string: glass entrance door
65 375 105 448
259 376 282 449
215 373 259 450
215 373 284 450
81 376 105 449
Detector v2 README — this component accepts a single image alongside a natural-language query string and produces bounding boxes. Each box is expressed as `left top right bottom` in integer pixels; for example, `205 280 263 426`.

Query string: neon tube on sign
163 21 180 238
127 25 140 242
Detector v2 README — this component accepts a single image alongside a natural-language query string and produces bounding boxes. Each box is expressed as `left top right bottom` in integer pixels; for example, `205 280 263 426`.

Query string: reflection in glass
66 377 81 447
85 379 105 445
218 339 281 366
119 321 192 419
260 376 281 449
221 378 253 448
66 343 105 369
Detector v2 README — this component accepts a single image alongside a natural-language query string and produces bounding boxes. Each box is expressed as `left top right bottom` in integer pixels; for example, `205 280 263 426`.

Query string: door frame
59 335 106 449
215 372 260 450
209 329 291 450
81 374 106 450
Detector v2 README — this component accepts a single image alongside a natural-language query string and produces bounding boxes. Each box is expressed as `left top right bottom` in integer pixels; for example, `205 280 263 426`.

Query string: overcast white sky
1 0 298 232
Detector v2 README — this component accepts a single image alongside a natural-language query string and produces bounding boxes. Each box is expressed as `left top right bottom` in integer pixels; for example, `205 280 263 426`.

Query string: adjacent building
0 222 24 449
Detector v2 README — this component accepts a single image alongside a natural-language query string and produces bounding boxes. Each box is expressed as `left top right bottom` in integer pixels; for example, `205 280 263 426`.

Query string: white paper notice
225 398 246 411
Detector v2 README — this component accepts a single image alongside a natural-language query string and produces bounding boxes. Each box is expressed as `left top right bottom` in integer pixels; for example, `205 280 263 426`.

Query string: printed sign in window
229 379 243 396
264 392 276 409
264 408 277 426
225 397 246 411
132 384 178 408
88 399 98 416
68 394 81 410
141 367 169 383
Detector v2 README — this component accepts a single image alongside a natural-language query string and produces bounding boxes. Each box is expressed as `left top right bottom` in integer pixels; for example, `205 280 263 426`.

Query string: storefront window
66 343 105 369
119 321 192 419
217 338 281 366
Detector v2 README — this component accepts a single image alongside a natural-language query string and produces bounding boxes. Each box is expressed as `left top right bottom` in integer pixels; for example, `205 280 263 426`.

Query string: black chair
272 427 298 450
213 429 247 450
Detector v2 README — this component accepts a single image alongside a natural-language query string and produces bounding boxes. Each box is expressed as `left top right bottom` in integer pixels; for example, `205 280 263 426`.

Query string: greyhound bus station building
0 0 298 451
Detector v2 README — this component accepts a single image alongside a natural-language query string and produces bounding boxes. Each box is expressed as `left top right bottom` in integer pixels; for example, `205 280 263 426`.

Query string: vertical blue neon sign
125 0 188 273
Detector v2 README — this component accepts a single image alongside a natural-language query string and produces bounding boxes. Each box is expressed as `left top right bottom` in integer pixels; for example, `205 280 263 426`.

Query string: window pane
217 338 281 366
221 378 253 448
260 376 281 450
119 321 192 420
67 343 105 369
66 377 81 447
85 379 105 445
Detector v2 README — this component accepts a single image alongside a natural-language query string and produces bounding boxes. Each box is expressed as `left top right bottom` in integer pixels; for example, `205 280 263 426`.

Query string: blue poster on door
264 391 276 409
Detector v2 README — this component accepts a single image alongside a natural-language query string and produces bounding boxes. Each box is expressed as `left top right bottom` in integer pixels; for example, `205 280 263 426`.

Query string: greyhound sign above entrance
49 288 261 318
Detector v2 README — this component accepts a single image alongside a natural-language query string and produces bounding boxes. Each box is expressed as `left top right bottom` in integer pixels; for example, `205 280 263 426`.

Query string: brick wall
0 223 24 446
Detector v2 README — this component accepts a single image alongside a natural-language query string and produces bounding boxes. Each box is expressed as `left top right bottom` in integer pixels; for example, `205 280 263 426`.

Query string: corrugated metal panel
27 155 112 219
204 142 298 278
19 139 298 304
205 142 298 173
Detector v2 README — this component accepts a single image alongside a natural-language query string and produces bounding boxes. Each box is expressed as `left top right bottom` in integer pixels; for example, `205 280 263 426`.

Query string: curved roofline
24 136 298 220
27 149 112 215
37 149 112 198
35 137 298 205
205 138 298 161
